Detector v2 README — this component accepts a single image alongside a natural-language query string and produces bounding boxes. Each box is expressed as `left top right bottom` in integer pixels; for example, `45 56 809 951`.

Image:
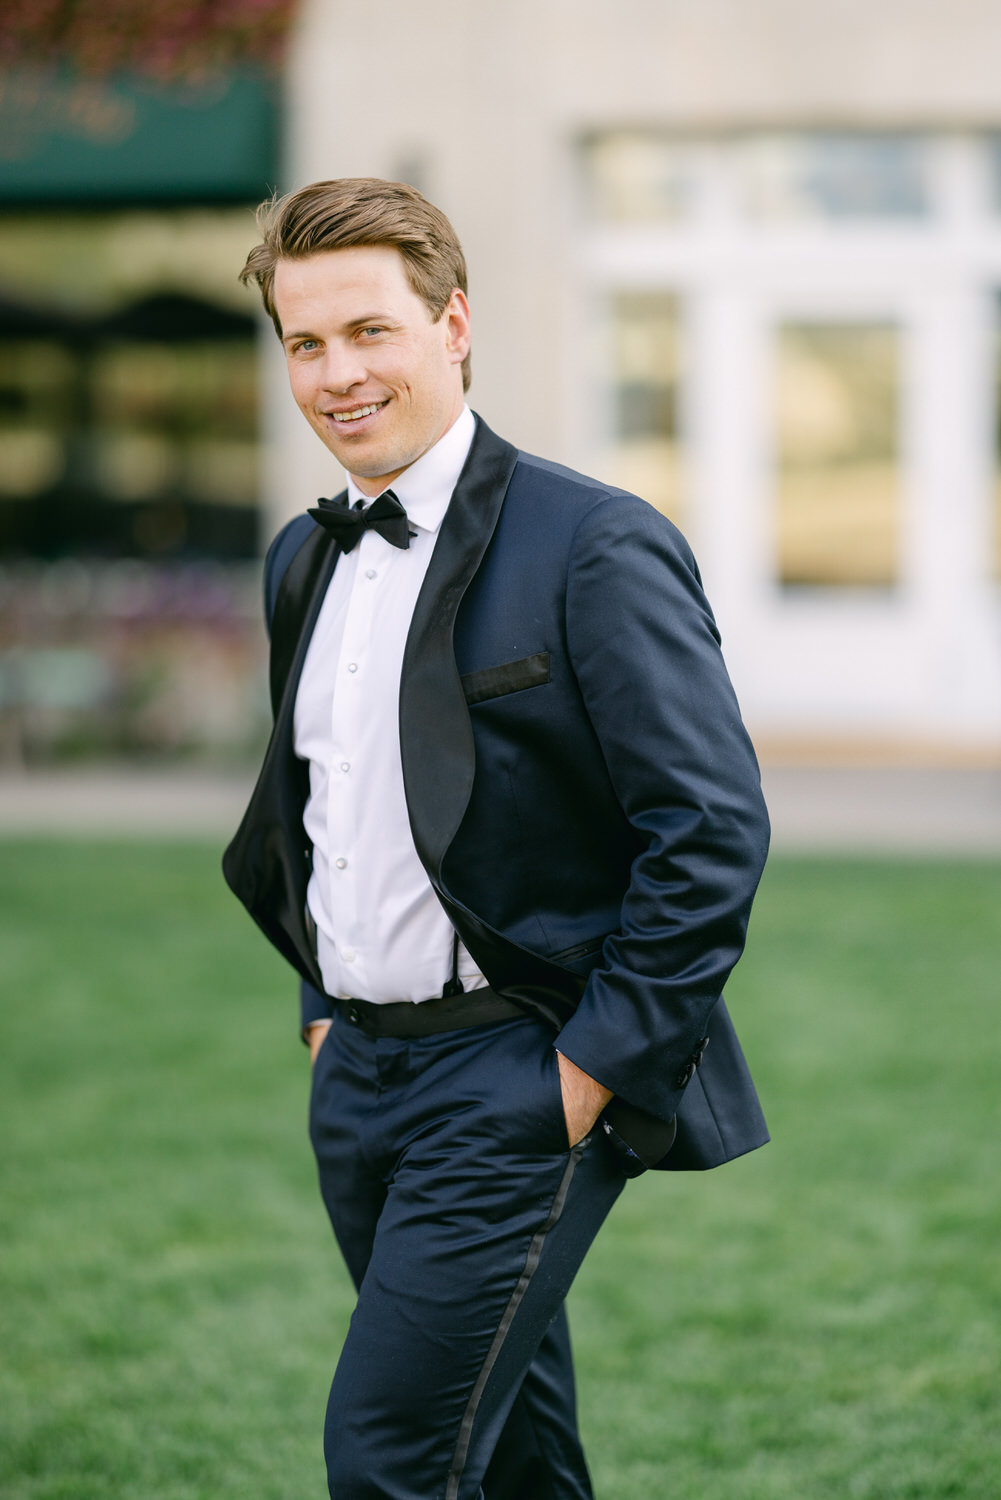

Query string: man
224 177 770 1500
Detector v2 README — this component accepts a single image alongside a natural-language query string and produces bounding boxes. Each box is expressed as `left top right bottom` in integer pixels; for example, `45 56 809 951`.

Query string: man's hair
240 178 471 391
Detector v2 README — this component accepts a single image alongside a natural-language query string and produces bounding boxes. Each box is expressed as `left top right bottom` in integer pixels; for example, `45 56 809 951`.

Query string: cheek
301 393 321 418
289 376 317 415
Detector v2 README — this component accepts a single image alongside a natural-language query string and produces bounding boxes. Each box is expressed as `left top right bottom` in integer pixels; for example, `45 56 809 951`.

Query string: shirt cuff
300 977 333 1036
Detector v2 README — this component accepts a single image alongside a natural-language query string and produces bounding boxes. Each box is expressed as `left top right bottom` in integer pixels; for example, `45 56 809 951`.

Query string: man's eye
360 326 383 337
296 339 319 353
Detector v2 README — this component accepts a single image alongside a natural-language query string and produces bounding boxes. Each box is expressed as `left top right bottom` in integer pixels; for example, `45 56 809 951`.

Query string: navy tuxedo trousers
309 1011 629 1499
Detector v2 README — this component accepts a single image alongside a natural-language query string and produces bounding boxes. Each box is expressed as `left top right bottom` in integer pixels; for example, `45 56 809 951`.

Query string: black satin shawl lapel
400 421 590 1029
269 520 341 716
266 518 339 767
400 416 518 880
222 521 338 989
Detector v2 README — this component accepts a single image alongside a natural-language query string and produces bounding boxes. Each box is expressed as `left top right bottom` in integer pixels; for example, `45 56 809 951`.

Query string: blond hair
240 178 471 391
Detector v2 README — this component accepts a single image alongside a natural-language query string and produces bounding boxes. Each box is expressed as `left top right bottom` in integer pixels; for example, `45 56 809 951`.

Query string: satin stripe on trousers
309 1011 628 1500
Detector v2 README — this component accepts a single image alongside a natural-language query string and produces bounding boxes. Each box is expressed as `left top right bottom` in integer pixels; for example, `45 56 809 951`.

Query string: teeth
332 403 383 422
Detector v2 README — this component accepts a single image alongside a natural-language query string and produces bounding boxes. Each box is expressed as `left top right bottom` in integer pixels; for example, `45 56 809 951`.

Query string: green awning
0 67 280 204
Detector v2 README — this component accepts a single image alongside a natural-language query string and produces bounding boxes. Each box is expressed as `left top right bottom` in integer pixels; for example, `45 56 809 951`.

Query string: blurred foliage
0 0 297 81
0 559 269 765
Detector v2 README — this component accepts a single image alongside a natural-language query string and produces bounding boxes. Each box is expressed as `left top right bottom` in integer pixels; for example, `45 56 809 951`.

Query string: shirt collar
345 405 476 534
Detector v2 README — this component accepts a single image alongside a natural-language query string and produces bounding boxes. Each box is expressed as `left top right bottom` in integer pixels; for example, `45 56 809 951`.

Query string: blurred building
5 0 1001 765
0 61 280 762
273 0 1001 762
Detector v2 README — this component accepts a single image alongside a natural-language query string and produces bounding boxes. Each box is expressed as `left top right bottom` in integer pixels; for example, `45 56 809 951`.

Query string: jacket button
346 1005 360 1025
675 1061 695 1089
693 1036 710 1066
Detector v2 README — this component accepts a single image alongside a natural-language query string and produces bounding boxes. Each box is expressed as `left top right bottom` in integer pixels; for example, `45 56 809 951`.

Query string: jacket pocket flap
461 652 550 705
550 935 606 966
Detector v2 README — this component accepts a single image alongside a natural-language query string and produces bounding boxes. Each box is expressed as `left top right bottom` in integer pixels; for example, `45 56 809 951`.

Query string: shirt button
347 663 358 673
365 569 377 580
335 857 347 870
343 949 356 963
340 762 350 772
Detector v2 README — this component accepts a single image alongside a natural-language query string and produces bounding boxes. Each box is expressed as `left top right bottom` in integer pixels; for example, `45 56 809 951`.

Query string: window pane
0 342 75 496
995 296 1001 578
583 133 695 223
774 323 899 587
987 136 1001 214
0 209 260 561
599 292 683 523
742 133 931 221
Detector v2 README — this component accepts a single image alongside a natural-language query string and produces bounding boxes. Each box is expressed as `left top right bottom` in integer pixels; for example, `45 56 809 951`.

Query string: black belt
335 987 525 1039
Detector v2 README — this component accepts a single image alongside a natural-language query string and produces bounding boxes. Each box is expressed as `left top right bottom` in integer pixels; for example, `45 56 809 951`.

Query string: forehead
272 245 427 325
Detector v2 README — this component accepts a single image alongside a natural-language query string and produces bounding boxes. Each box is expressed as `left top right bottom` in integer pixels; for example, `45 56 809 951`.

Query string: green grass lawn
1 842 999 1499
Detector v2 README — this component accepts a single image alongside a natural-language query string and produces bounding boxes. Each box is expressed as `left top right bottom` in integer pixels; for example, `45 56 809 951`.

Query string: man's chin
317 436 391 476
332 444 426 490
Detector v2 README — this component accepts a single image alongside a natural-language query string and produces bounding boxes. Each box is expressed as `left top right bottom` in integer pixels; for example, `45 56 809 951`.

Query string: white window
576 130 1001 748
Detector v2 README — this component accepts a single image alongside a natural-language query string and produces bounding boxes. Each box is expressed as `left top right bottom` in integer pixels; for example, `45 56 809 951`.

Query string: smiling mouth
328 400 389 424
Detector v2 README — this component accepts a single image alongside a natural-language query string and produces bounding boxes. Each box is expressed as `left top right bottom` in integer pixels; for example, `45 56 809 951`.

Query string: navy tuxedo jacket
223 415 770 1171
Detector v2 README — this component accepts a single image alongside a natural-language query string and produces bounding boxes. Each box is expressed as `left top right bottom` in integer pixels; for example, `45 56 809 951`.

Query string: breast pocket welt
460 652 551 706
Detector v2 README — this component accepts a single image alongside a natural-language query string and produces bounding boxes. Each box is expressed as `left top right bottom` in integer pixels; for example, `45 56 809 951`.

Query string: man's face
273 246 470 495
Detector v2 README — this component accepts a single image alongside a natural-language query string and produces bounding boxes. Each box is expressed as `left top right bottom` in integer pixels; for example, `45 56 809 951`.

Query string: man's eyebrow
347 310 399 327
282 312 399 342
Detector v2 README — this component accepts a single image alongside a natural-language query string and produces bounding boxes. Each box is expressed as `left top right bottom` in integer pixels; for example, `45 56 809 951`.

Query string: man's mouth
328 400 389 424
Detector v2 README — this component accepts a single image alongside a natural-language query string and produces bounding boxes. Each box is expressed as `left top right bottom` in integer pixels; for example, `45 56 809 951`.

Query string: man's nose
319 342 368 392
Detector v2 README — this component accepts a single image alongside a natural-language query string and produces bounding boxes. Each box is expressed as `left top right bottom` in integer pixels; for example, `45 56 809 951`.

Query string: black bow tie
307 490 413 552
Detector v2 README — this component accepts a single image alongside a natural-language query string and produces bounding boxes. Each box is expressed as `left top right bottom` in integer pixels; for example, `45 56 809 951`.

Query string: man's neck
349 403 467 499
346 406 475 528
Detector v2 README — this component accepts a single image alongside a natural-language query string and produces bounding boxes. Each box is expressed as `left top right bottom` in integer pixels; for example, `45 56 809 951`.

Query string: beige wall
276 0 1001 481
265 0 1001 754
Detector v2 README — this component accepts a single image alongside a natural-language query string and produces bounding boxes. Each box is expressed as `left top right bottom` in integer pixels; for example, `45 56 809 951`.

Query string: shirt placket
327 529 381 994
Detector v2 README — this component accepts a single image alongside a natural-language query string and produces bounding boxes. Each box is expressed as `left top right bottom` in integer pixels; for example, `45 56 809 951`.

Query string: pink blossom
0 0 297 79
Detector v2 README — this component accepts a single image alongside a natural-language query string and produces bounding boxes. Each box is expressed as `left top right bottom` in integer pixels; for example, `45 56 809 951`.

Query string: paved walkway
0 769 255 839
759 764 1001 854
1 764 999 853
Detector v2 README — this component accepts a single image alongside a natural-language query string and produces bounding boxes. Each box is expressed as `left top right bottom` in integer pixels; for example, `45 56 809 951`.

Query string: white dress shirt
294 405 487 1004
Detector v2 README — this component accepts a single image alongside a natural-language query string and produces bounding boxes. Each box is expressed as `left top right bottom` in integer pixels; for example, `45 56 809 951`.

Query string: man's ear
444 289 471 366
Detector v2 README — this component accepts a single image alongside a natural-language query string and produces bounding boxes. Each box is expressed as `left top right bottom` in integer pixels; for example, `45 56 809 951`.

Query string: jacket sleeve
300 977 332 1033
551 494 770 1126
